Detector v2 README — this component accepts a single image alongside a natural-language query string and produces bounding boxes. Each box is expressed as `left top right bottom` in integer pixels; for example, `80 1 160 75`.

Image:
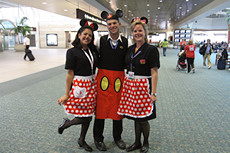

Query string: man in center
93 10 128 151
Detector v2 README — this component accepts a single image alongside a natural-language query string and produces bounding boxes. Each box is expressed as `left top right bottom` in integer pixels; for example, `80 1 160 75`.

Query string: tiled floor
0 48 67 83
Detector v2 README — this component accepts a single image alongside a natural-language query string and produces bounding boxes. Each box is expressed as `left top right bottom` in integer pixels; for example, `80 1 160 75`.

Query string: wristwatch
151 93 157 96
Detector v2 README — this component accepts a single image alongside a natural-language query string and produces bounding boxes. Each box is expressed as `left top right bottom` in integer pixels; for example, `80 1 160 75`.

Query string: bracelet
151 93 157 96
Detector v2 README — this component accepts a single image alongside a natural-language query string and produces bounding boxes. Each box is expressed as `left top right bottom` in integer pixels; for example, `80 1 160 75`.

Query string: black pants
187 58 194 72
24 45 30 60
93 118 123 142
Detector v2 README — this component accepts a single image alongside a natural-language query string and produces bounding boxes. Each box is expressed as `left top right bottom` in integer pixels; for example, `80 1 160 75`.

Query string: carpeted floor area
0 48 229 153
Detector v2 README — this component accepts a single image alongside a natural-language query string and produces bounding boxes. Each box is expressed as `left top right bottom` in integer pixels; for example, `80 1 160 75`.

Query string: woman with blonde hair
118 18 160 153
184 39 196 73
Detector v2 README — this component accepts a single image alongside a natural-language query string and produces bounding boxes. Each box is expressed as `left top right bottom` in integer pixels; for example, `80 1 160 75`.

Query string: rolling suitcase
217 59 226 70
26 50 35 61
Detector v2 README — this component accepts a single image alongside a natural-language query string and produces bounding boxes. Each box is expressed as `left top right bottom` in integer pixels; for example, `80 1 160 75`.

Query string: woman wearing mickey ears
117 18 160 153
57 19 98 152
93 9 128 151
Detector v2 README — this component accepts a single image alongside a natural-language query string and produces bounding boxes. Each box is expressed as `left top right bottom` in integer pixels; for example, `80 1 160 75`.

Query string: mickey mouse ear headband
80 19 98 31
131 17 148 24
101 9 123 21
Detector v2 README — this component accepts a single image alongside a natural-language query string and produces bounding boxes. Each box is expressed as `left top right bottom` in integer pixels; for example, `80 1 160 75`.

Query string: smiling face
78 28 93 48
106 19 120 36
132 24 146 43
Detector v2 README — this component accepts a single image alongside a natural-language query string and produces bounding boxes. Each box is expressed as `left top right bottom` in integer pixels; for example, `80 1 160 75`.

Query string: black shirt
125 43 160 76
65 47 98 76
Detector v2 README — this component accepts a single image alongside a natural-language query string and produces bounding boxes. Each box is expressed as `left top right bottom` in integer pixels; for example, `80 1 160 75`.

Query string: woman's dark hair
71 26 96 50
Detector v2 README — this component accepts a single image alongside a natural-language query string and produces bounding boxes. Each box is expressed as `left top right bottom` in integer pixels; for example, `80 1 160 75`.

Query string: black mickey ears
101 9 123 20
116 9 123 18
131 17 148 24
80 19 98 31
101 11 108 20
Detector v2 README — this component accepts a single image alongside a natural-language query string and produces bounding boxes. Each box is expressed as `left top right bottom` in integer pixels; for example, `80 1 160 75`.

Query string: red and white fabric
118 75 153 118
63 75 97 117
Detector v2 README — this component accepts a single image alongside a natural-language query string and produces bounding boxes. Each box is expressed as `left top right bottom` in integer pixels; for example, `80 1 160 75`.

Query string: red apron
95 69 124 120
64 76 97 117
117 76 153 118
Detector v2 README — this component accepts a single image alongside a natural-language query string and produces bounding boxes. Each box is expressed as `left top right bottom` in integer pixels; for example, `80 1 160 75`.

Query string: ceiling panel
0 0 228 31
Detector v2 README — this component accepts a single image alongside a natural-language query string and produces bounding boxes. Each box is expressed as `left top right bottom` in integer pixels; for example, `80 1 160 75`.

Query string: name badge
128 71 134 80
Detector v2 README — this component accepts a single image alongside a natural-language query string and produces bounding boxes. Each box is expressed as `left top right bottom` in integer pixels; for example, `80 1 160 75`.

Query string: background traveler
23 35 30 60
202 39 213 69
184 39 196 73
162 38 168 56
179 38 186 52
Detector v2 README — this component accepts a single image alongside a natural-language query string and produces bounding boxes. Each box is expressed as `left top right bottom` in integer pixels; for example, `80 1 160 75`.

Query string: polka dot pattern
118 77 153 118
64 78 97 117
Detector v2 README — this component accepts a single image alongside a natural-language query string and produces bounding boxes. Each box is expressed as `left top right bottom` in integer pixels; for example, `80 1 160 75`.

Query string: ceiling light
179 7 182 9
148 10 150 12
186 0 189 1
124 4 127 7
159 0 163 2
147 4 150 6
42 2 47 5
194 4 197 6
158 7 160 9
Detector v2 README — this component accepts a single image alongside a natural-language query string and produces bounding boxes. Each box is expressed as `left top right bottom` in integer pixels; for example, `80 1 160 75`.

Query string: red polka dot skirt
118 76 153 118
63 76 97 117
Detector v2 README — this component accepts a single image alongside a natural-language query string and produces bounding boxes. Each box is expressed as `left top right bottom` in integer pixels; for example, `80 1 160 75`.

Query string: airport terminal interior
0 0 230 153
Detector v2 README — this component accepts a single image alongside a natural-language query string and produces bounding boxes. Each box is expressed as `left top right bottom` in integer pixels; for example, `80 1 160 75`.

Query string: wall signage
76 9 106 26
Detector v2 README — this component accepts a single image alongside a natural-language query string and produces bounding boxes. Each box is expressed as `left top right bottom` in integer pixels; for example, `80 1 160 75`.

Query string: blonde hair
130 21 148 42
188 39 193 45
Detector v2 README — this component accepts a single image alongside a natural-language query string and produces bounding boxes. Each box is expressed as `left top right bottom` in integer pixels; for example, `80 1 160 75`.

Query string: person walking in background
202 39 213 69
23 35 30 60
93 10 128 151
179 38 186 52
57 19 98 152
162 38 168 56
118 18 160 153
184 39 196 73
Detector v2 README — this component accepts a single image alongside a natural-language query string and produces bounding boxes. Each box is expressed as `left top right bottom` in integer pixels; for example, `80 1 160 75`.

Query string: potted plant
13 17 31 52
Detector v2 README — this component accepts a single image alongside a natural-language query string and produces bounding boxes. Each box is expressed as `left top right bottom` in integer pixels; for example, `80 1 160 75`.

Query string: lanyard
82 49 94 75
130 50 142 72
109 40 119 49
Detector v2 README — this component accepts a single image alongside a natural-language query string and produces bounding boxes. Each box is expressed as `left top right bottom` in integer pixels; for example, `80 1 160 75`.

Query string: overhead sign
76 9 106 26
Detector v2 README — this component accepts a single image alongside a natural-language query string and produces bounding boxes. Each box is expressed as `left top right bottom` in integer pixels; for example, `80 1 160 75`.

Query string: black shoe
78 139 92 152
126 143 142 152
94 140 107 151
58 118 70 134
115 139 126 149
140 143 149 153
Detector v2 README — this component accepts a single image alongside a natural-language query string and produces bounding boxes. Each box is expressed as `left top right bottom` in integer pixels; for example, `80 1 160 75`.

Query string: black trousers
24 45 30 60
93 118 123 142
187 58 194 72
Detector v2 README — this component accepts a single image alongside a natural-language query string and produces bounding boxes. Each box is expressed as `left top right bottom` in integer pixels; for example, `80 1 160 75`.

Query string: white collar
107 34 122 43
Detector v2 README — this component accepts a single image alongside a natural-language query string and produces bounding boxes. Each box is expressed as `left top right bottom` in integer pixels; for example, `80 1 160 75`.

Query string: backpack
199 45 205 55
